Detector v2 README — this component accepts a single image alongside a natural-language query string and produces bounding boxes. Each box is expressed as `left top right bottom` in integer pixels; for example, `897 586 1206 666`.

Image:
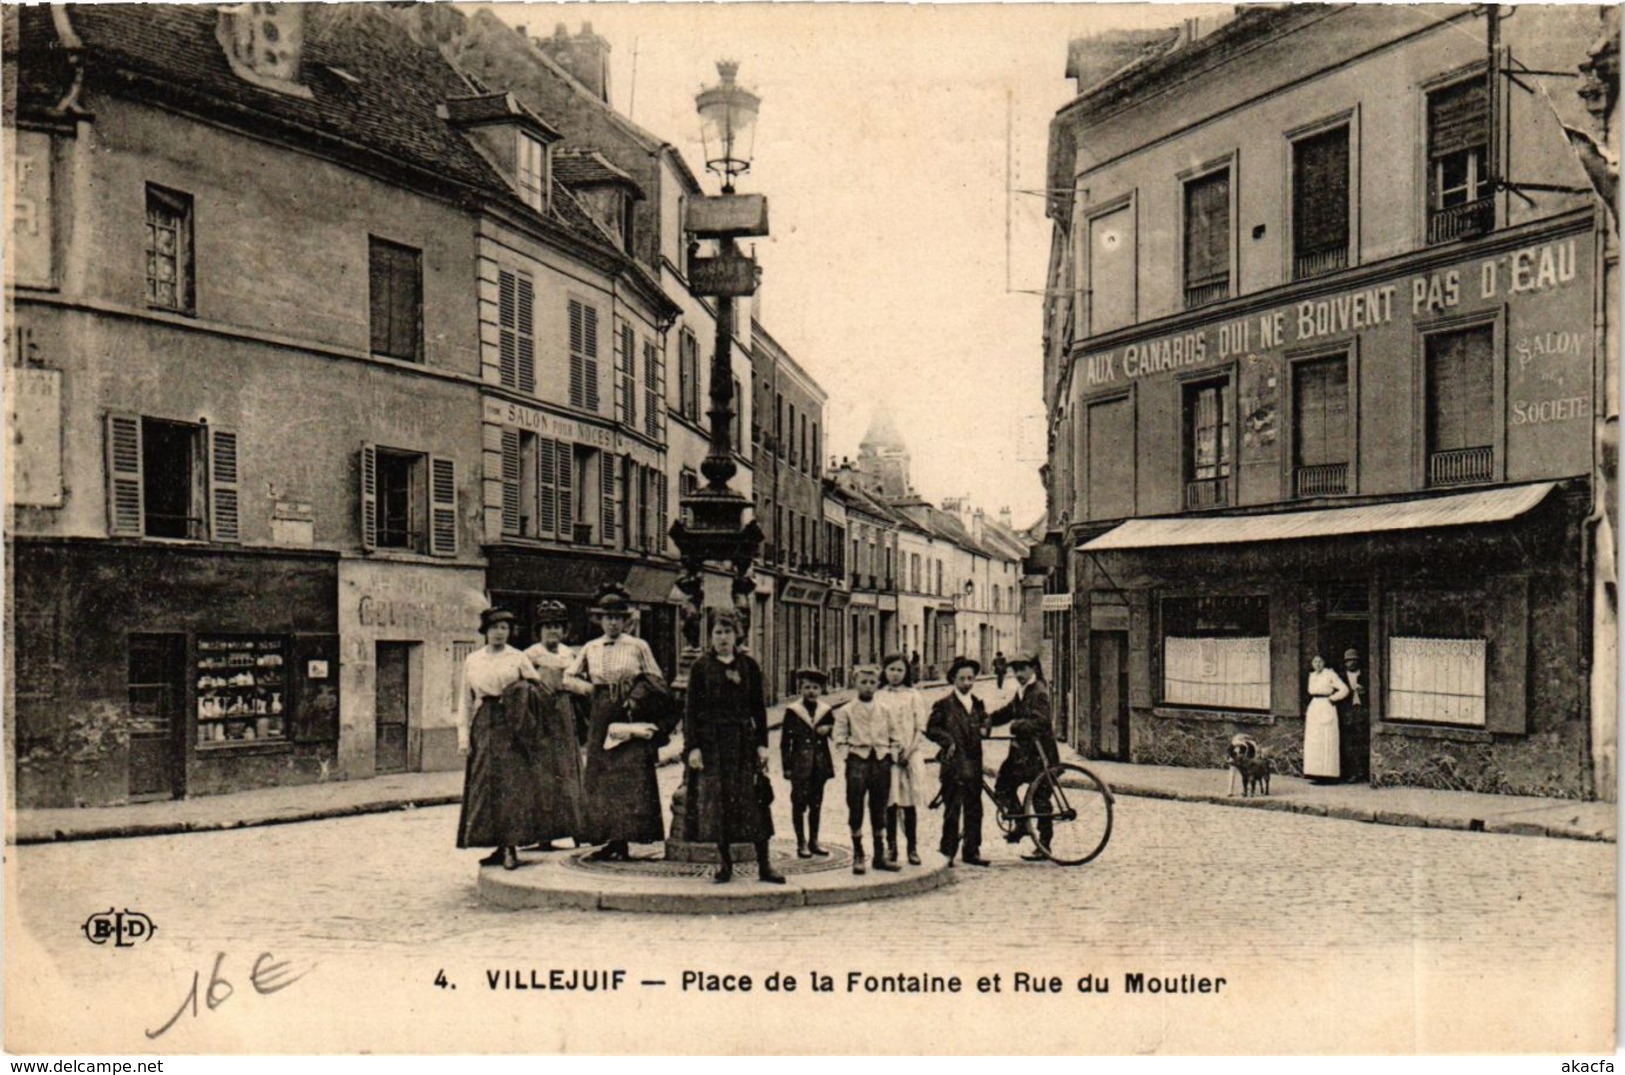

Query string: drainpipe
1579 206 1615 800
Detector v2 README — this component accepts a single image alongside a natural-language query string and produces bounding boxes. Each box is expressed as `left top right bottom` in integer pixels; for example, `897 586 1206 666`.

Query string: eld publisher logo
82 908 157 948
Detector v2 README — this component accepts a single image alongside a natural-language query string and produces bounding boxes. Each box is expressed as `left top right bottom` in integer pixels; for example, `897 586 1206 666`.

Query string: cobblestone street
8 721 1613 1054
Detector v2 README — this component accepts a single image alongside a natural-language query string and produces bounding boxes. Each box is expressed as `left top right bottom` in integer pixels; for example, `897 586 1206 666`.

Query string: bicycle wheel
991 783 1019 837
1024 763 1113 866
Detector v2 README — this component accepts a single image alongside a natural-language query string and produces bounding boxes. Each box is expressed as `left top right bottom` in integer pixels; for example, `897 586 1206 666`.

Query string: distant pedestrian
993 651 1008 690
833 665 901 875
1337 649 1369 784
925 657 990 867
779 667 836 858
685 612 783 884
877 652 928 866
1302 655 1350 785
909 650 922 685
455 607 544 871
570 585 669 862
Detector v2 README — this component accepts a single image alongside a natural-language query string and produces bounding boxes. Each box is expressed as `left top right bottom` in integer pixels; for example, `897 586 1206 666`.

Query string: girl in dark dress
684 612 785 884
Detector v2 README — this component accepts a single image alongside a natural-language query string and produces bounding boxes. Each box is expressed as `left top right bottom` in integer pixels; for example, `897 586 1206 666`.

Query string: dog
1226 734 1271 797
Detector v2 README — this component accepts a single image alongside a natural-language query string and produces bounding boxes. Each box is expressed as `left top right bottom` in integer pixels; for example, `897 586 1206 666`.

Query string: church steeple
855 403 912 498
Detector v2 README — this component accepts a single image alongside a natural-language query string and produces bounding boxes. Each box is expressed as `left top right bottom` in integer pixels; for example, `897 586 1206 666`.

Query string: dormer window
517 133 548 213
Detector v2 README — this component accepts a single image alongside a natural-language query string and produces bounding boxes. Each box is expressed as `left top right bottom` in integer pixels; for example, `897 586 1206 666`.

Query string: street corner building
1 5 700 807
1037 6 1619 799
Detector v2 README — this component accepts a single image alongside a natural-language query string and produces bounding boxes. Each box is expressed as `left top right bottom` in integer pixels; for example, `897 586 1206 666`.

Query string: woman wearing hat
525 600 592 745
568 584 668 862
518 601 588 851
685 611 784 883
455 607 544 870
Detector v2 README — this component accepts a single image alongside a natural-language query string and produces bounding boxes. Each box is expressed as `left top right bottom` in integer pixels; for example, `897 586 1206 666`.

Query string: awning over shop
1079 482 1557 553
625 564 681 604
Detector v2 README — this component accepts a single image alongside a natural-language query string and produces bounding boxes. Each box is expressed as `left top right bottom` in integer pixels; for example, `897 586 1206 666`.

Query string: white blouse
456 645 539 732
1307 667 1350 702
875 685 928 759
524 642 592 695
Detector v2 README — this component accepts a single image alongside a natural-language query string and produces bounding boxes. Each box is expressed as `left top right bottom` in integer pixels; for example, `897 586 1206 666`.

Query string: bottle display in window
196 636 287 745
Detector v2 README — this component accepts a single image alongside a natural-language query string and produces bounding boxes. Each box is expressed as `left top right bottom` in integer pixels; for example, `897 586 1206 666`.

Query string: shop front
776 576 829 697
12 540 340 808
824 588 851 687
337 559 487 777
1075 481 1593 797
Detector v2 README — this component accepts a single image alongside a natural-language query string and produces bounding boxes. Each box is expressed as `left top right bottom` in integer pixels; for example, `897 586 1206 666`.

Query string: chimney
217 3 311 98
999 507 1013 529
537 22 612 104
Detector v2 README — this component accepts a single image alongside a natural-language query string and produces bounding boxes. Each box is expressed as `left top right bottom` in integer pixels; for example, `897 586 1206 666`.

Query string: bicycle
929 734 1115 866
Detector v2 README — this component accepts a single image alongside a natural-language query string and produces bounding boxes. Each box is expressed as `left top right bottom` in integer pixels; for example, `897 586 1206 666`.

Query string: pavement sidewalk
9 677 1615 845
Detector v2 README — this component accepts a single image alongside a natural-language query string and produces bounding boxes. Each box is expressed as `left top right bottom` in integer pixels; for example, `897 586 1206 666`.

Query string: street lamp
668 61 769 672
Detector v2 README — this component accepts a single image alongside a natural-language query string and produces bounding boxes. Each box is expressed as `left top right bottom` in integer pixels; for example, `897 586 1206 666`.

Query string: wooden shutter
583 305 600 411
105 412 144 536
644 339 663 440
558 441 575 541
1184 169 1230 288
1483 576 1529 734
1294 357 1348 467
499 270 518 389
359 443 378 550
600 450 618 547
1293 127 1350 258
428 455 457 557
538 437 559 539
568 300 586 408
1427 326 1494 451
500 429 521 536
209 426 241 543
516 274 535 395
657 468 669 553
369 245 391 356
1428 77 1489 158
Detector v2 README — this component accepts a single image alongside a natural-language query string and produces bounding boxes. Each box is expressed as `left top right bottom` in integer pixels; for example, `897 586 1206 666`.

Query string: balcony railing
1428 196 1494 245
1184 478 1230 510
1295 462 1349 497
1184 276 1229 309
1428 446 1494 487
1293 245 1348 280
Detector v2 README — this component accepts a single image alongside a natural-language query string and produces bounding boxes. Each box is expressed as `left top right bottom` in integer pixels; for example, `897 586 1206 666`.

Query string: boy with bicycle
924 657 991 867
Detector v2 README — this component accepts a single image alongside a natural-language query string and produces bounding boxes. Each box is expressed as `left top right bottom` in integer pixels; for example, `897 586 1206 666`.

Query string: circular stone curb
477 841 956 914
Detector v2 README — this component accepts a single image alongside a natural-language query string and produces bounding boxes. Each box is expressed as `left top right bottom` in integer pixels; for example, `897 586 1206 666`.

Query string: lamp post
665 61 769 860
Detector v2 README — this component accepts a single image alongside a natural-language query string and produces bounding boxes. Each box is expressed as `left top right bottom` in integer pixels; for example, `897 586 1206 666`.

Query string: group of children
779 652 1031 873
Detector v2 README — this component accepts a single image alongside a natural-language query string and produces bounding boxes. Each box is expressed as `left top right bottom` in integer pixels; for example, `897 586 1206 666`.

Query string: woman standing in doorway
1302 654 1351 785
455 607 543 870
684 611 784 884
876 652 929 866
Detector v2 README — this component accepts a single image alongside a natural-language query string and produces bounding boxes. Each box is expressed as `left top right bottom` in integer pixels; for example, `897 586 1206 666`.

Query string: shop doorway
1090 631 1130 761
1319 616 1370 782
375 642 414 773
128 634 186 801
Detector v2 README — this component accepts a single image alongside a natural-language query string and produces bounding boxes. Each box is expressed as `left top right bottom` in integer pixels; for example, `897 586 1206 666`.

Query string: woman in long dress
684 611 784 884
519 600 590 851
568 585 667 862
1302 655 1351 785
875 652 929 866
455 607 543 870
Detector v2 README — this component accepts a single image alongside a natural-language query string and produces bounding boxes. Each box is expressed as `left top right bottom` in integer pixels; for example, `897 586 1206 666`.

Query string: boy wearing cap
925 657 992 866
987 652 1059 859
780 668 836 858
832 665 902 875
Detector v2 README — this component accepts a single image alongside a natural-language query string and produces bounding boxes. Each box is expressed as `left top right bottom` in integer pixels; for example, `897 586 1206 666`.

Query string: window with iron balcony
1182 168 1230 308
1292 355 1350 497
1424 324 1495 486
1291 125 1350 280
1426 76 1494 245
1182 378 1232 509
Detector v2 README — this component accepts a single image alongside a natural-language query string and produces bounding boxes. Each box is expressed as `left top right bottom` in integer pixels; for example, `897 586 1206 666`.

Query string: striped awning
1079 482 1557 553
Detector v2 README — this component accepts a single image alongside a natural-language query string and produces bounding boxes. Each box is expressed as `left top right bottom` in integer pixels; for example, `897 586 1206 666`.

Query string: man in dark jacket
925 657 991 866
988 652 1059 859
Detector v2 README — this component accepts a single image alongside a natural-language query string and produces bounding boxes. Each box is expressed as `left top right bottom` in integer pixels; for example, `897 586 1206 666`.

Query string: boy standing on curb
926 657 992 867
832 665 902 875
780 667 836 859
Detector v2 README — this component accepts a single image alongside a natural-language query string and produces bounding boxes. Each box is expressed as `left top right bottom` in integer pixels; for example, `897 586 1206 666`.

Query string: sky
475 2 1231 528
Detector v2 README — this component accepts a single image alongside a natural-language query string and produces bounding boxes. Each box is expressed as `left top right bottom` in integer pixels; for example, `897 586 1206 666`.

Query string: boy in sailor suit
779 668 837 858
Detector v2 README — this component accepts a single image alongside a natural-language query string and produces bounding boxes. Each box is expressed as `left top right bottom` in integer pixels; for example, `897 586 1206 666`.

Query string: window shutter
369 249 391 356
499 270 518 389
568 300 586 408
600 450 618 547
1483 576 1529 734
1428 78 1489 157
516 274 535 395
105 412 145 536
428 455 458 557
1184 169 1230 287
557 441 575 541
624 323 637 429
657 468 669 553
1427 327 1494 451
360 443 378 550
209 426 242 543
500 429 521 536
1293 128 1349 257
394 248 421 362
538 437 558 539
583 306 600 411
644 339 663 440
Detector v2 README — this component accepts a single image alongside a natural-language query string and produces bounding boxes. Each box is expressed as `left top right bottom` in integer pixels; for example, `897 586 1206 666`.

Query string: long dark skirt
685 722 774 844
581 687 666 845
531 688 585 842
456 697 546 849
